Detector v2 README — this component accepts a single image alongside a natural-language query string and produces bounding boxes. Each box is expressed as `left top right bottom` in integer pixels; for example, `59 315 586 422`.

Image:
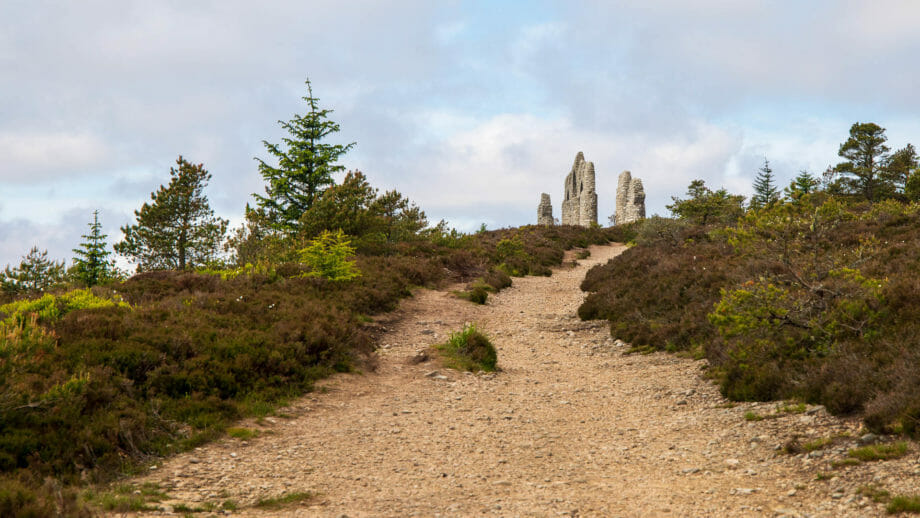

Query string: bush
0 221 607 503
435 324 497 372
299 230 360 281
578 198 920 430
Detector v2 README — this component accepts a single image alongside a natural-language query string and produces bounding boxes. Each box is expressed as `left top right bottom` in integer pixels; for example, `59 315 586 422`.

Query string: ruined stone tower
537 193 554 226
615 170 646 225
561 152 598 226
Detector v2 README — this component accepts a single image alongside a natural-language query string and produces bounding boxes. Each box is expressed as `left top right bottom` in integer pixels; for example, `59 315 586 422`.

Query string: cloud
3 1 920 263
0 132 110 182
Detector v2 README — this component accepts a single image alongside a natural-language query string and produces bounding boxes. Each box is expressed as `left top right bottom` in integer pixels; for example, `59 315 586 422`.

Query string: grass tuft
435 324 497 372
849 442 910 462
227 427 260 440
888 495 920 514
255 491 314 509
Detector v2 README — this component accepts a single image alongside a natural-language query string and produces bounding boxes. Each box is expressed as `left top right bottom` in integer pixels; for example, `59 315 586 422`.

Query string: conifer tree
71 210 115 286
1 246 66 294
116 156 228 271
834 122 891 201
882 143 919 196
750 158 780 209
253 79 355 234
784 170 820 202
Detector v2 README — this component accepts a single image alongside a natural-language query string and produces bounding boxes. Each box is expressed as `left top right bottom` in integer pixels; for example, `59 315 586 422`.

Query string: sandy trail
132 244 914 517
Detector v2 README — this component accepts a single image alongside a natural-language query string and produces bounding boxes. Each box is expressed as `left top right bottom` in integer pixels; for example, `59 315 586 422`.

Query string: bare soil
131 244 919 517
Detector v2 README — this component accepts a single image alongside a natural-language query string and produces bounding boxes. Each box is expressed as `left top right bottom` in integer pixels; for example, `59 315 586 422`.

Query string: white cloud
0 132 110 182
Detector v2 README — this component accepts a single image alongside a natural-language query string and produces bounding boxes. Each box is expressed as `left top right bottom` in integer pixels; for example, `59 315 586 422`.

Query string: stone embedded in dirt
858 433 878 445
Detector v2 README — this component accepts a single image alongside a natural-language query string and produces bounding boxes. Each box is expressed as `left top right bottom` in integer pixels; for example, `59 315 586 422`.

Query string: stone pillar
537 193 554 226
561 151 598 227
615 170 646 225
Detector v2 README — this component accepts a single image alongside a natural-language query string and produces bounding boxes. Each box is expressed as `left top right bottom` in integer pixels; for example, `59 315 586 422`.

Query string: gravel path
132 244 918 517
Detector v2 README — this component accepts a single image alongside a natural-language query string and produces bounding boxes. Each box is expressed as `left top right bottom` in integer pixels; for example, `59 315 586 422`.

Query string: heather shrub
580 197 920 428
436 324 497 372
0 221 604 502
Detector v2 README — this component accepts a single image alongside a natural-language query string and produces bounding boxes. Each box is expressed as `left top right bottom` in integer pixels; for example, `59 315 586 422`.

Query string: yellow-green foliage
299 229 360 281
197 261 277 280
0 288 129 327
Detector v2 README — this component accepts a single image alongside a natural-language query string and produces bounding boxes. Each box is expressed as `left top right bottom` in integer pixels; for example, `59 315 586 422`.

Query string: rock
725 458 740 468
859 433 879 445
561 152 598 226
537 193 554 226
615 171 645 225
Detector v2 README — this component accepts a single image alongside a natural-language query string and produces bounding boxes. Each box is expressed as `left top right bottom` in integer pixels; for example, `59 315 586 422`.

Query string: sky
2 0 920 268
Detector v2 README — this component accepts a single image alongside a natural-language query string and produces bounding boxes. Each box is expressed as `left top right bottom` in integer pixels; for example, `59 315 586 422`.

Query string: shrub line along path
134 244 914 517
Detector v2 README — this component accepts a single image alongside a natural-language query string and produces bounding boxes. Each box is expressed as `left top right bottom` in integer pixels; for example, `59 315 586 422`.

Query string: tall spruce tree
115 156 228 271
834 122 891 201
253 79 355 234
750 158 780 209
71 210 115 286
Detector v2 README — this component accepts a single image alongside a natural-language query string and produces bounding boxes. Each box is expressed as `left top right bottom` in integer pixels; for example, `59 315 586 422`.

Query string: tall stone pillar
537 193 554 226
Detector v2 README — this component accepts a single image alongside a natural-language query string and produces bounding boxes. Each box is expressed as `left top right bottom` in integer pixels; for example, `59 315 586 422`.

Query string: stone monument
537 193 554 226
615 170 646 225
561 152 598 226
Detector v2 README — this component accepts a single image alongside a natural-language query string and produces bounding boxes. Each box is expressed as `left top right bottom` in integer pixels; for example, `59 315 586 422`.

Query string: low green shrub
435 324 497 372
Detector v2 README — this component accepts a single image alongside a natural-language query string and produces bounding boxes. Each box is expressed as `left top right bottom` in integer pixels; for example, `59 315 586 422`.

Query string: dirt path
132 244 916 517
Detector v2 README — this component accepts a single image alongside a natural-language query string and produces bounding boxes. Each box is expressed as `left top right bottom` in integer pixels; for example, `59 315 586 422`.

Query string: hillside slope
123 243 917 517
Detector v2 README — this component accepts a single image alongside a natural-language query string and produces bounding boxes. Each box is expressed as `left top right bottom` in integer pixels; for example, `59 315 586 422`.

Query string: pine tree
71 210 115 287
882 143 919 196
784 170 820 202
1 246 66 294
750 158 780 209
115 156 228 271
253 79 355 234
834 122 891 201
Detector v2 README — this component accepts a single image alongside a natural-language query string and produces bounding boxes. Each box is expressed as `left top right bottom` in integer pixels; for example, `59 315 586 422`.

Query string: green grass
858 484 891 503
173 502 216 513
434 324 497 372
743 411 764 421
227 427 260 440
887 495 920 514
802 437 832 452
849 442 910 462
778 402 807 414
254 491 314 509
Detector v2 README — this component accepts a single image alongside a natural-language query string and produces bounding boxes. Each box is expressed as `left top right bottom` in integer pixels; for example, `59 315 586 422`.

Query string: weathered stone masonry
615 170 645 225
561 152 598 226
537 193 554 226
